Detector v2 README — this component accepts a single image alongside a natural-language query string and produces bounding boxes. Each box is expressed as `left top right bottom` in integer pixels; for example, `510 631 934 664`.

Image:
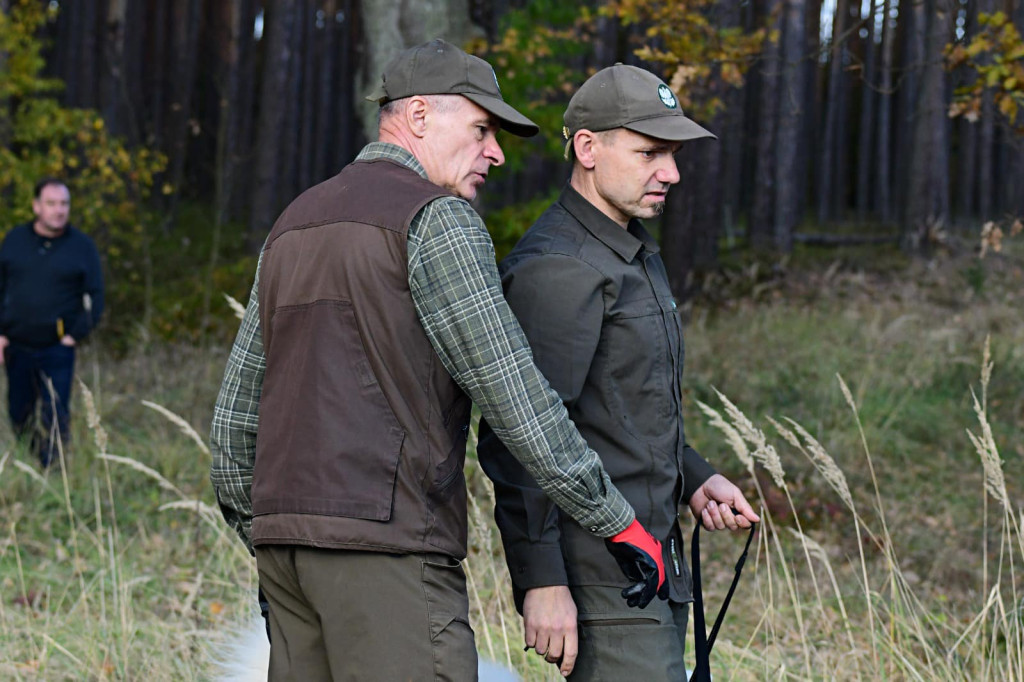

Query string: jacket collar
558 184 660 262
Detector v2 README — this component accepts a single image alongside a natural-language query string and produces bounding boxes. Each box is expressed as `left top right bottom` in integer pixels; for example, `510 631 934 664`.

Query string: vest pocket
253 299 405 521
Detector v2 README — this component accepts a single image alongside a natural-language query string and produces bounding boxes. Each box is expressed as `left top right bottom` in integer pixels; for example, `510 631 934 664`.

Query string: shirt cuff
505 542 569 592
681 444 717 502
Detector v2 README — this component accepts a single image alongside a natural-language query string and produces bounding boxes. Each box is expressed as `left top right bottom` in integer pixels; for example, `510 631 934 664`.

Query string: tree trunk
281 2 307 204
874 0 894 223
212 0 254 225
313 0 339 183
903 0 953 248
146 0 170 148
249 0 301 250
358 0 480 141
855 0 878 220
298 0 317 194
162 0 203 218
774 0 807 252
335 0 360 166
895 0 925 217
817 0 848 223
100 0 127 137
976 0 998 221
750 0 782 249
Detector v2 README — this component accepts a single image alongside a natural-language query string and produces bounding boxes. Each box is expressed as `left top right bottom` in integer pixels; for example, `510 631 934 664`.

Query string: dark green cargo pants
567 584 690 682
255 546 478 682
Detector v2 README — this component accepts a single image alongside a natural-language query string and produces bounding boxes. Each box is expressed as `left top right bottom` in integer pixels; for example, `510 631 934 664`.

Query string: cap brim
462 93 539 138
365 85 387 103
624 115 717 142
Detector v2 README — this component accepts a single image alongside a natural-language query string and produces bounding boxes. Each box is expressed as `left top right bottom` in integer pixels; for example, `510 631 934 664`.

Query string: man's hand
0 335 8 365
604 519 668 608
523 586 578 677
59 335 76 347
688 474 760 531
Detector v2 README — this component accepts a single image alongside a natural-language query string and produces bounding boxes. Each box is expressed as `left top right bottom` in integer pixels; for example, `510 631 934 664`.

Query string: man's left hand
687 474 759 531
59 335 76 347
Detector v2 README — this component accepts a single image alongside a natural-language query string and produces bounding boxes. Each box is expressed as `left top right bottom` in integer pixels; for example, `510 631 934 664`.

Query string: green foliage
948 12 1024 132
467 1 595 166
603 0 767 122
0 0 167 343
471 0 767 169
485 188 560 261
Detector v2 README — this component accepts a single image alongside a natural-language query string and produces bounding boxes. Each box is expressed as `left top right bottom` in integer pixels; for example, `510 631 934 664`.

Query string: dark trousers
568 584 690 682
5 343 75 468
255 545 478 682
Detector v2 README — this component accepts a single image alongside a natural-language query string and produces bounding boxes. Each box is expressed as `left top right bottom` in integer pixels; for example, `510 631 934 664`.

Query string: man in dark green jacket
478 64 759 680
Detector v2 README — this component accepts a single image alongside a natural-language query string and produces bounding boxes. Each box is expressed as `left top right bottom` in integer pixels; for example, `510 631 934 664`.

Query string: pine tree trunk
162 0 203 219
855 0 878 220
817 0 848 223
903 0 953 248
313 0 339 183
249 0 301 250
774 0 807 252
750 0 782 249
358 0 480 141
874 0 894 223
298 0 317 194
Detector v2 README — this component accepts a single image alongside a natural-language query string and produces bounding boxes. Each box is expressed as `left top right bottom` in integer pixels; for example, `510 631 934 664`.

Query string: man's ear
406 96 429 138
574 130 598 170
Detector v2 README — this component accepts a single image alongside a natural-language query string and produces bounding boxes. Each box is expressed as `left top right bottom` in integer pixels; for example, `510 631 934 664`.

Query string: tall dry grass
0 275 1022 679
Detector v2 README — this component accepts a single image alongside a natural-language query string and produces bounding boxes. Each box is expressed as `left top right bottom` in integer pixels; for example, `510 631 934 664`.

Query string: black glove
604 519 669 608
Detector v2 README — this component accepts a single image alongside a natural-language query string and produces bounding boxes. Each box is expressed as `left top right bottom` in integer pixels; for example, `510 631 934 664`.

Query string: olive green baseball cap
564 64 716 143
366 39 539 138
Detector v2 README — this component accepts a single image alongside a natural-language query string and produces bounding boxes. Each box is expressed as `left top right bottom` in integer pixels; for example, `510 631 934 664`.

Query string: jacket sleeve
681 443 717 503
68 235 105 340
407 198 634 537
477 252 605 593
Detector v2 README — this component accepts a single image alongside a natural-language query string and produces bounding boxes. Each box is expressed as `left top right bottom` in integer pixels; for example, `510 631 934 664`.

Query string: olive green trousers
255 546 478 681
567 584 690 682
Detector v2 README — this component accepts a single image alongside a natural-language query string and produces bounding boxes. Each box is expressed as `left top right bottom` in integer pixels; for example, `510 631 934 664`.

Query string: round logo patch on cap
658 84 677 109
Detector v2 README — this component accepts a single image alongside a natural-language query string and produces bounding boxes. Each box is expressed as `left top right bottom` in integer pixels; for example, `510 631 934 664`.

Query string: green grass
2 240 1023 679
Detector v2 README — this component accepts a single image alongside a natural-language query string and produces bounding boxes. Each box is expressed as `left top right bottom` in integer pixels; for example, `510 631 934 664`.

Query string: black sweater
0 222 105 348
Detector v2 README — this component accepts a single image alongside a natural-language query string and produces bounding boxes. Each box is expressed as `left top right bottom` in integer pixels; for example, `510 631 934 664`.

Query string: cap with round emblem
563 63 716 144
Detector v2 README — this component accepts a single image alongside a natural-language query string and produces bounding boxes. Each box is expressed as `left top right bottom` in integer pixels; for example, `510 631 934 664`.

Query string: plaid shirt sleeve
209 254 265 555
407 197 635 537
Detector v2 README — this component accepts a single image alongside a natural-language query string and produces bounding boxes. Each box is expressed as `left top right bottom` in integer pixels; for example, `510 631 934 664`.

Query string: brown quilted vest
252 158 473 558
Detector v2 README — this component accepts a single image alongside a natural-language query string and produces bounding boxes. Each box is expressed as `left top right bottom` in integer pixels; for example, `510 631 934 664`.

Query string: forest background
1 0 1024 680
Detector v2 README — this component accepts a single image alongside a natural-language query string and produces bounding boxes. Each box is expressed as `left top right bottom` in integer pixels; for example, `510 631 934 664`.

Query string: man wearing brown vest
210 41 669 681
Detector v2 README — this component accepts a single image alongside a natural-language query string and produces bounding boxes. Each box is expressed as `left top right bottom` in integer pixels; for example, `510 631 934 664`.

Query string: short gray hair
378 94 462 128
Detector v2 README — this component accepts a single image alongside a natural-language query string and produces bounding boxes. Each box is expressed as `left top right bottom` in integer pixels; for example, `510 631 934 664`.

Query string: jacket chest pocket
604 297 677 435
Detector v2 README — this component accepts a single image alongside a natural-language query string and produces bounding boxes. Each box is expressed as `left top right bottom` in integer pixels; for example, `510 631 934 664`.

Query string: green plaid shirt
209 142 634 554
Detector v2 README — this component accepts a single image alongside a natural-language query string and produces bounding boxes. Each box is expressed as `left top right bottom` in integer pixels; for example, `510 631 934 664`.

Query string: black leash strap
690 520 757 682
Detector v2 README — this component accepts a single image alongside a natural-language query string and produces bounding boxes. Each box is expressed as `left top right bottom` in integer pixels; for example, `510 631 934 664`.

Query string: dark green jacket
478 185 715 606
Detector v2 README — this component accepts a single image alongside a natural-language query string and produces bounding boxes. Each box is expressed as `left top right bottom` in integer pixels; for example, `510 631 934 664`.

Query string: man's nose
485 134 505 167
657 157 680 185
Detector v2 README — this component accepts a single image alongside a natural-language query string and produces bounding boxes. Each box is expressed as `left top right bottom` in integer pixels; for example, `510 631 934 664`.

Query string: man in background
479 64 759 680
0 178 104 468
210 42 667 681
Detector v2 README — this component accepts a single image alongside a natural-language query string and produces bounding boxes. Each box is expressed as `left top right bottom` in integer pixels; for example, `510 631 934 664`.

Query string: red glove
604 519 668 608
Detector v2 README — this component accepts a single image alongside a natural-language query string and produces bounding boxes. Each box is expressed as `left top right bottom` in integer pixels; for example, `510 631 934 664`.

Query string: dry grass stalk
97 453 186 499
702 390 813 678
696 399 752 469
77 378 108 454
141 400 211 457
712 389 785 488
967 391 1010 512
223 293 246 320
778 417 855 515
